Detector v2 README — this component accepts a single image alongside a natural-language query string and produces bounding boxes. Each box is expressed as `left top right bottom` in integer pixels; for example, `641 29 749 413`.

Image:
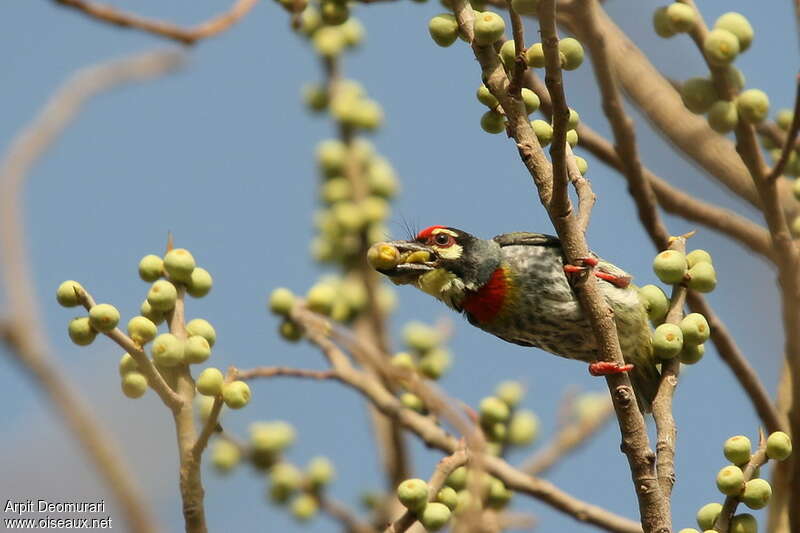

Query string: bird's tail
629 342 660 413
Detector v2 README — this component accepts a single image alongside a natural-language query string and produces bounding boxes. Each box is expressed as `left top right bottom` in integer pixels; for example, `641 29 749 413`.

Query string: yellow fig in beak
367 243 401 270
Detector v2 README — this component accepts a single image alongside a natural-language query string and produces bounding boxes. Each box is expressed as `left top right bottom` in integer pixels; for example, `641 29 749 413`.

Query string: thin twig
767 74 800 181
318 495 376 533
506 1 528 96
521 396 614 476
192 396 224 460
385 449 468 533
286 307 642 533
526 73 773 260
238 366 339 381
53 0 258 45
651 236 688 507
713 430 769 533
75 287 183 410
0 50 183 533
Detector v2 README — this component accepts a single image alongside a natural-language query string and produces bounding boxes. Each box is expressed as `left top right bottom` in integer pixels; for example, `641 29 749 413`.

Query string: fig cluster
477 381 539 455
680 431 792 533
391 321 454 413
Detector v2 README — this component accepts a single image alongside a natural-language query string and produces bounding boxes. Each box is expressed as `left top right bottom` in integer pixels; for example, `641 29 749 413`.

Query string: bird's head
368 226 501 309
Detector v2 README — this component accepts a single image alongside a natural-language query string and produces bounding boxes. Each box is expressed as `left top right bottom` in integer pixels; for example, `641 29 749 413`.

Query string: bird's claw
564 257 631 288
589 361 635 376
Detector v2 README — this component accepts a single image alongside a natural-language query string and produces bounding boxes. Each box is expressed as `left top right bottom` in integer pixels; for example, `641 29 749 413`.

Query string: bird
368 225 659 411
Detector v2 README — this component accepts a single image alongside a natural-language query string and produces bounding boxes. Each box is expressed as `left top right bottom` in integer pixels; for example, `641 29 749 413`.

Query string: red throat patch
416 225 446 240
461 267 509 324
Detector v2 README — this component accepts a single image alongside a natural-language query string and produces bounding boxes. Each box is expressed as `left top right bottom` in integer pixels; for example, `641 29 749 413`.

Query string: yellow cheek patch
432 243 463 260
417 268 458 298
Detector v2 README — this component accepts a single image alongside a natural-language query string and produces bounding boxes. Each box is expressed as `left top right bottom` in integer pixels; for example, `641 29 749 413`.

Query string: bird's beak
367 240 438 285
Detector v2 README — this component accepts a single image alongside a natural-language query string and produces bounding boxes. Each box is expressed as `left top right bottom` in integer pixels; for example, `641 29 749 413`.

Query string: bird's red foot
589 361 635 376
594 271 632 288
563 256 598 278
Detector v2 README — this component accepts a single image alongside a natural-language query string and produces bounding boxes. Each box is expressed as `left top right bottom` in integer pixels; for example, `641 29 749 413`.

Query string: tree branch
53 0 258 45
0 50 183 533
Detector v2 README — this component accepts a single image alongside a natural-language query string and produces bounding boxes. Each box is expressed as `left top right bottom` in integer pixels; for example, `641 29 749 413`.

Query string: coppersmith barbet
369 226 659 411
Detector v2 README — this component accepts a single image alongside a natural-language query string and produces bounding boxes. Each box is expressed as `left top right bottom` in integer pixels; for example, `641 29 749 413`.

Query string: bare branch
53 0 258 45
0 50 183 533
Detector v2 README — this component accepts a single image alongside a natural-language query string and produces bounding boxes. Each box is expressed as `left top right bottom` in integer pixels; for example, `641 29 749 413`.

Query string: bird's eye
434 233 452 246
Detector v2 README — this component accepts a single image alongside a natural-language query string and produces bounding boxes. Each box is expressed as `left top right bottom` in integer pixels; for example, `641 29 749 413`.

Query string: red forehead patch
416 225 446 240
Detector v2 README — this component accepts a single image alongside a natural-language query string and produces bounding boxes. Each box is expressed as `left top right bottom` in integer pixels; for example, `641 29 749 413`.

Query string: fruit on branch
361 196 391 224
766 431 792 460
730 514 757 533
707 100 739 134
147 280 178 312
664 3 696 33
89 303 120 333
686 249 713 268
714 12 754 52
575 156 588 175
776 108 794 131
480 396 511 425
397 478 429 511
152 333 184 367
652 7 677 38
222 380 251 409
525 43 545 68
391 352 415 371
270 462 302 503
196 367 224 396
681 78 717 114
716 465 745 496
741 478 772 509
638 284 669 323
56 280 84 307
531 119 553 146
306 283 337 315
428 14 458 47
487 478 512 509
522 88 540 115
420 502 452 531
186 318 217 347
509 409 539 445
68 316 97 346
653 249 688 284
678 342 704 364
473 11 505 46
290 494 318 522
163 248 196 283
687 262 717 293
736 89 770 124
400 392 425 412
679 313 710 345
341 18 364 47
499 40 516 69
510 0 539 16
477 85 499 108
316 139 346 176
567 108 580 129
184 335 211 364
269 288 296 316
725 66 746 91
211 440 241 473
313 26 346 57
127 316 157 345
652 323 683 360
704 29 740 66
496 380 524 407
186 267 212 298
480 110 506 134
307 456 335 488
566 129 579 147
119 353 139 376
696 502 722 530
138 254 163 282
303 83 328 112
558 38 584 70
436 487 458 510
723 435 752 465
404 321 442 353
279 320 304 342
121 371 148 399
445 467 467 491
371 227 661 411
320 0 348 25
139 300 165 325
417 348 451 379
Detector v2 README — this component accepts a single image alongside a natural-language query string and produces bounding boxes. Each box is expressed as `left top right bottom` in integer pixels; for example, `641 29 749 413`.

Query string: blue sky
0 1 796 532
